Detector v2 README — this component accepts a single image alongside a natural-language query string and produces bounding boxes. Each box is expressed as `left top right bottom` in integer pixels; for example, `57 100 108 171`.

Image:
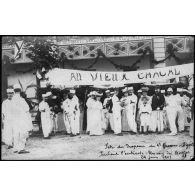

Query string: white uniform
11 94 30 152
89 100 104 136
73 95 80 134
182 94 190 128
103 97 114 130
139 102 152 132
112 95 122 134
62 99 71 134
39 101 53 138
165 95 178 134
128 94 138 132
175 94 186 132
86 97 94 133
2 99 13 146
65 98 77 135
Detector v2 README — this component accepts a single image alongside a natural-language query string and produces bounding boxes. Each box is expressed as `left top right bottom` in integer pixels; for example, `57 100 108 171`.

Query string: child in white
139 97 152 133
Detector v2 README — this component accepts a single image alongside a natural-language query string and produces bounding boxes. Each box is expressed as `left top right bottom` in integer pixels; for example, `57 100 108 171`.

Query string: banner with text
46 63 194 86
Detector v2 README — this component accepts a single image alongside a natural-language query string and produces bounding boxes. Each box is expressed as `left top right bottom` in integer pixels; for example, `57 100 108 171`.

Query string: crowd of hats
7 84 194 98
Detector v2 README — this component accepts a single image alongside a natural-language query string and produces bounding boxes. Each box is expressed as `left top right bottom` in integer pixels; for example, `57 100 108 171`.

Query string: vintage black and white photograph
1 36 194 160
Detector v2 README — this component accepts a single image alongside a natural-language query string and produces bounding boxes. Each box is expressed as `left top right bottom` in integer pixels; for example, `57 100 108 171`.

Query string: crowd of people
1 83 194 154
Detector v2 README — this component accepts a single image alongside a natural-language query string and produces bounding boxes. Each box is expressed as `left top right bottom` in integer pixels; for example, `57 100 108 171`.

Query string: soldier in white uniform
39 94 53 138
127 87 138 133
165 88 178 135
103 90 114 131
11 84 31 154
2 88 14 148
66 90 78 136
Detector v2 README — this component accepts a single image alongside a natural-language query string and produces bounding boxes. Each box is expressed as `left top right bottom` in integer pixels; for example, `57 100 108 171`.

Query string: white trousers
75 111 80 134
151 111 164 132
67 114 77 135
105 112 114 130
53 114 58 132
2 118 13 146
127 110 137 132
166 107 177 134
176 108 185 131
63 113 71 134
13 121 28 151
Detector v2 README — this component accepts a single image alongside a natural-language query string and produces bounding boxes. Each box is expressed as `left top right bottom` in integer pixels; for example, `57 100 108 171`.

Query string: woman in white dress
89 92 104 136
120 88 131 131
86 92 95 134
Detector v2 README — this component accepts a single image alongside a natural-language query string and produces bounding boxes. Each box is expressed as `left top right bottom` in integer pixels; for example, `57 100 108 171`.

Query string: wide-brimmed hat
128 86 134 91
96 92 103 97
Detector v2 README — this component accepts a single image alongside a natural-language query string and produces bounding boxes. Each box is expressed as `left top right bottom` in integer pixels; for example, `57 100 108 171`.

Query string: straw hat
128 86 134 91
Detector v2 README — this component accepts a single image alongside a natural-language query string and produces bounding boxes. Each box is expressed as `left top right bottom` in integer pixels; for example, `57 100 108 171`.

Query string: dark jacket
151 93 165 111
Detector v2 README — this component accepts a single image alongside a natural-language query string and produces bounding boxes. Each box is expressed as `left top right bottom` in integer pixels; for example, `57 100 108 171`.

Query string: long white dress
121 96 131 131
2 99 13 146
62 99 71 134
11 94 30 151
112 95 122 134
89 100 104 135
73 95 80 134
86 97 94 133
165 95 178 134
39 101 53 138
128 94 138 132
